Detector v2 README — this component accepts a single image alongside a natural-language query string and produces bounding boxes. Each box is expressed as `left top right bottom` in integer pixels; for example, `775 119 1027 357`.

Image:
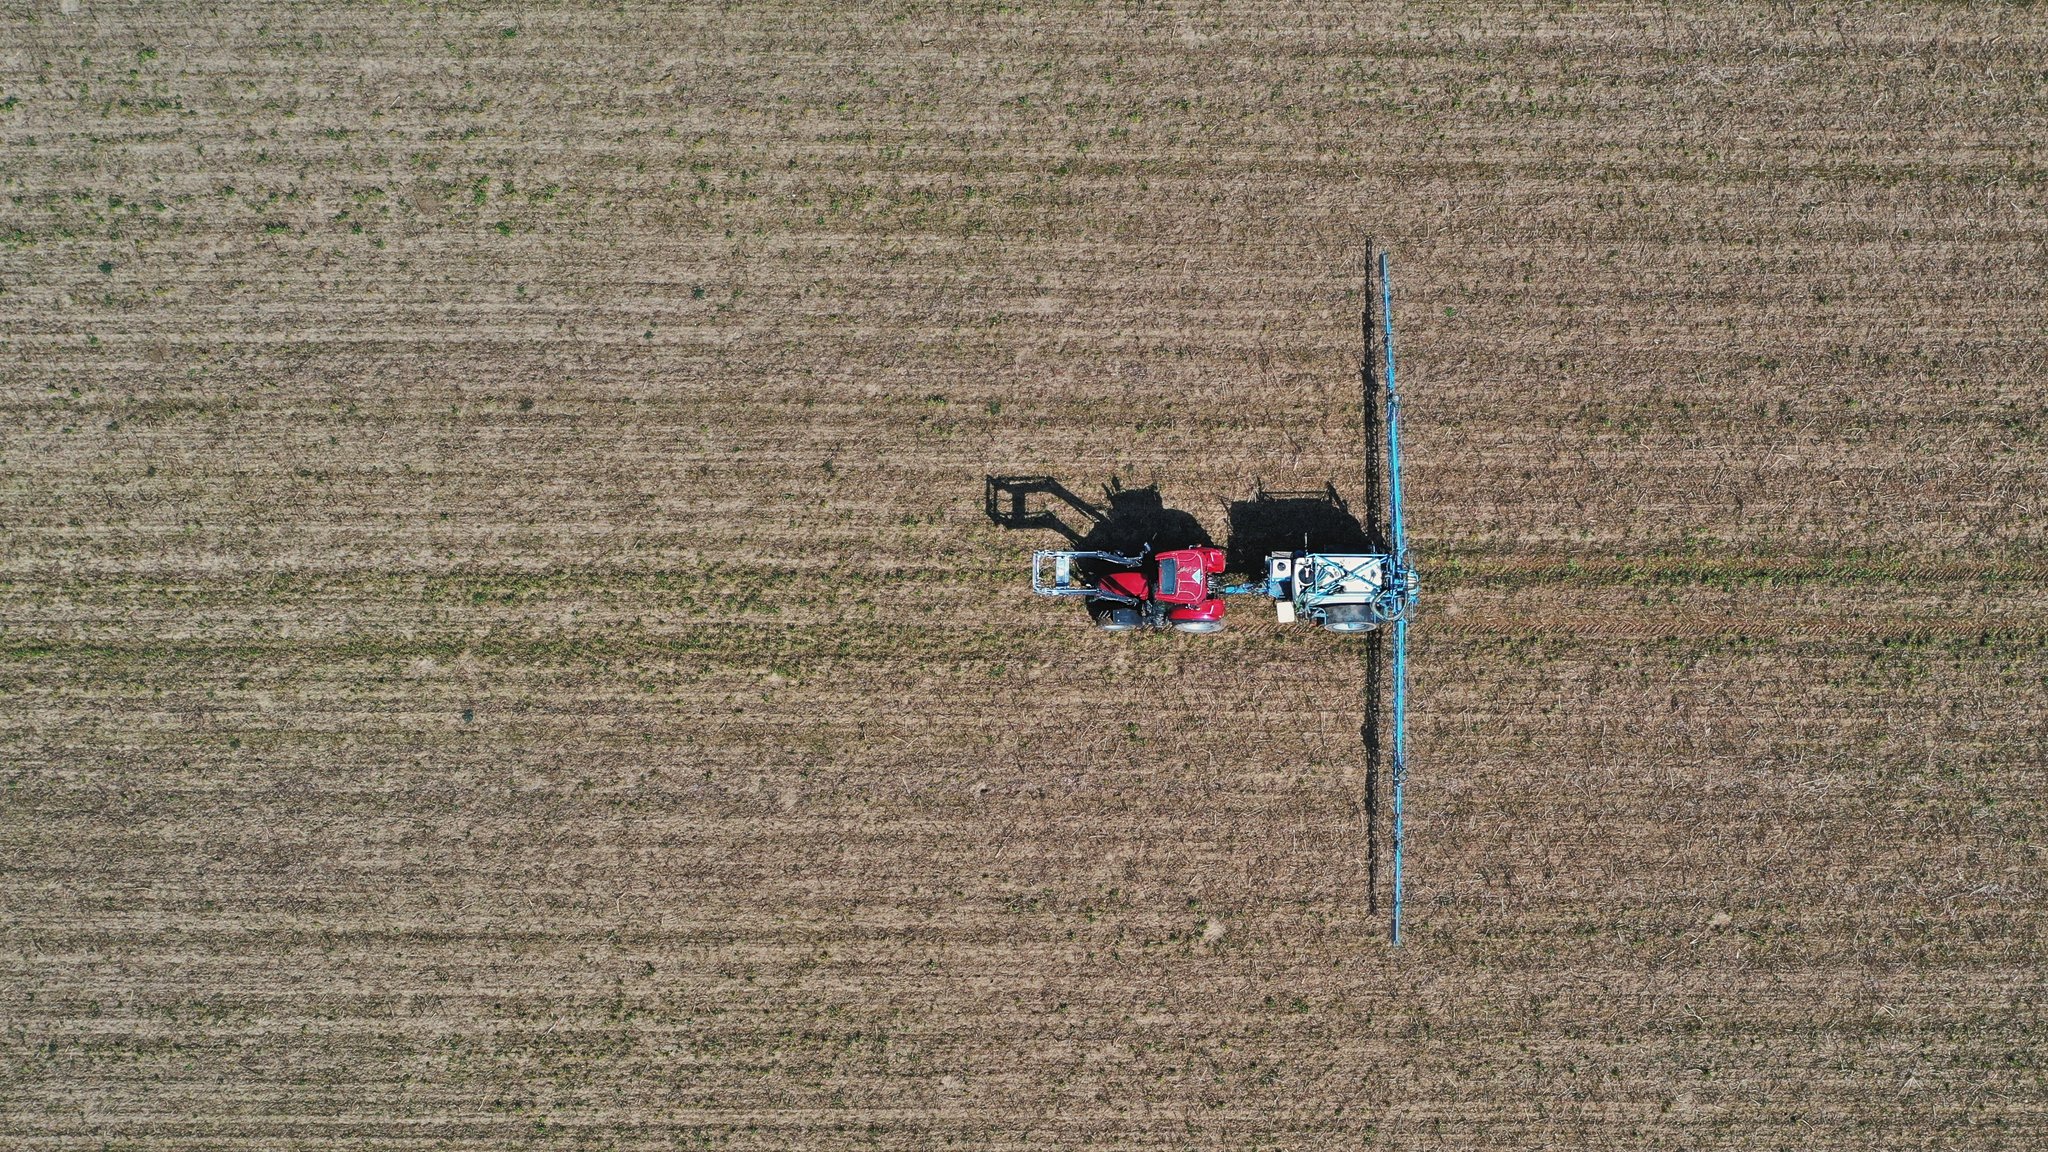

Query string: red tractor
1031 545 1230 633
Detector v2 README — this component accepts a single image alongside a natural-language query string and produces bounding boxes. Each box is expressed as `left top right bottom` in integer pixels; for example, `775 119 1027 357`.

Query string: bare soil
4 3 2045 1148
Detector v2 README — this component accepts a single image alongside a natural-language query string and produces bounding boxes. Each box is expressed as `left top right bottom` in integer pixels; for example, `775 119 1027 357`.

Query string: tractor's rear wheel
1319 604 1378 633
1172 619 1224 634
1089 602 1143 633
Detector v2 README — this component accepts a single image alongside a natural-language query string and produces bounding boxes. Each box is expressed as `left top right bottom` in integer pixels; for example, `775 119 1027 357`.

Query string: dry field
4 2 2046 1148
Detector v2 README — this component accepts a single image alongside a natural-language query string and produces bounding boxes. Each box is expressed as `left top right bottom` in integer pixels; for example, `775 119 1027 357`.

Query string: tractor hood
1153 547 1223 605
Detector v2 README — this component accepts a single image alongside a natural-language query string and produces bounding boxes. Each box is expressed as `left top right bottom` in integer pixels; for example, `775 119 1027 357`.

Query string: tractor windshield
1156 556 1179 596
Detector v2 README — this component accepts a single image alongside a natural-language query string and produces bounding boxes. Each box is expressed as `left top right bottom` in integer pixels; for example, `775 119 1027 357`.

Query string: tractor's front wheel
1089 602 1143 633
1172 619 1224 634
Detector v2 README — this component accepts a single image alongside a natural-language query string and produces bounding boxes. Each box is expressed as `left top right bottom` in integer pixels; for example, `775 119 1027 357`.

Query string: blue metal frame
1382 251 1412 947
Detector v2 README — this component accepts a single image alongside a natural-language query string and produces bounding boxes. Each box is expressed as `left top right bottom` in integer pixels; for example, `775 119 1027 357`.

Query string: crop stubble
2 3 2045 1148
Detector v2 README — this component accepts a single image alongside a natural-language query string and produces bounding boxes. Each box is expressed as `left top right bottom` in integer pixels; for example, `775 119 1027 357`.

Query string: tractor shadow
984 475 1213 554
